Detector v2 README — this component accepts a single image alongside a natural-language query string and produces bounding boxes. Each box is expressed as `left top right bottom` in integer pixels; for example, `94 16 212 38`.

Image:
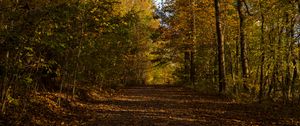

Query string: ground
2 85 300 125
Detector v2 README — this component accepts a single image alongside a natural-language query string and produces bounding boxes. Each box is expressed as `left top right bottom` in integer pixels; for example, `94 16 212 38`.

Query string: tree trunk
190 51 195 86
184 51 190 82
258 1 265 103
189 0 196 86
283 13 292 103
237 0 248 90
214 0 226 94
291 59 297 102
298 0 300 13
289 18 296 102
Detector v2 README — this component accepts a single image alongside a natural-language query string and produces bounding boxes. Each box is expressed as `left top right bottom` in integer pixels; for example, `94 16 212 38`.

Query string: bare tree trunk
283 13 292 103
190 0 196 87
258 1 265 102
298 0 300 13
190 51 195 86
291 58 297 102
237 0 248 90
184 51 190 82
289 18 296 102
214 0 226 94
235 36 239 91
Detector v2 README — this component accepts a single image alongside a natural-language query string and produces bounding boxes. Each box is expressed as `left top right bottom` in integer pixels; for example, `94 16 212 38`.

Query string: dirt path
19 85 300 125
75 86 299 126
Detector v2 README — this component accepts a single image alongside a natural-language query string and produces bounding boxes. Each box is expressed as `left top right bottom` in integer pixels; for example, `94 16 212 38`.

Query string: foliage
158 0 300 103
0 0 159 115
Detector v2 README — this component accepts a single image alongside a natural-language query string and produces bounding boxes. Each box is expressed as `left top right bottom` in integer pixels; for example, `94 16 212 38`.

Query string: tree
214 0 226 93
236 0 248 90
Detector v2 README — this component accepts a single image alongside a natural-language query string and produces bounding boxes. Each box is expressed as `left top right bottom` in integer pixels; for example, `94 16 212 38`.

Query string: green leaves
0 0 158 105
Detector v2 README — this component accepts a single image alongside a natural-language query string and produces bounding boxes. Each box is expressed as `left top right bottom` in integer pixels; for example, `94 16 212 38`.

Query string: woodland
0 0 300 125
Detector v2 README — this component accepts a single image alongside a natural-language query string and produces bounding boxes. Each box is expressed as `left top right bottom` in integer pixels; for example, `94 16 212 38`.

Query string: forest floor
2 85 300 125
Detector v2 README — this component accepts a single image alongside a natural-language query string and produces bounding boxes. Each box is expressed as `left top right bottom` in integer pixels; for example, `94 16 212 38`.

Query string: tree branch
242 0 253 16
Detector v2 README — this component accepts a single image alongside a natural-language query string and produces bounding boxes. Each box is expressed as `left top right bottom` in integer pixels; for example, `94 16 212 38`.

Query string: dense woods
0 0 300 125
0 0 159 122
158 0 300 102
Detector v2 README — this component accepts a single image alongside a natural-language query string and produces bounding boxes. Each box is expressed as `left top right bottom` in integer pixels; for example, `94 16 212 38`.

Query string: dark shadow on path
67 85 300 126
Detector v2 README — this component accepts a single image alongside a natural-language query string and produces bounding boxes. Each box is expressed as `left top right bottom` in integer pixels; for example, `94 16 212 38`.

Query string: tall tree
237 0 248 90
258 0 265 102
214 0 226 93
189 0 196 86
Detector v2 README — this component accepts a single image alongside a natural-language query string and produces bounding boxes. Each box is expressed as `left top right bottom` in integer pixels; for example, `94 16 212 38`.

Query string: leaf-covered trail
17 86 300 125
83 86 300 125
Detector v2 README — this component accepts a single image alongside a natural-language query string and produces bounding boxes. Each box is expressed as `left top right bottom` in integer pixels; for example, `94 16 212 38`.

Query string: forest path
79 86 299 126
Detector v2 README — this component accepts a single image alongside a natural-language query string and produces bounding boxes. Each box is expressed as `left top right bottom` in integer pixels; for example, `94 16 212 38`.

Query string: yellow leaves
94 17 99 21
6 95 20 106
121 21 128 26
1 25 8 30
147 19 160 29
76 16 81 20
90 7 97 14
